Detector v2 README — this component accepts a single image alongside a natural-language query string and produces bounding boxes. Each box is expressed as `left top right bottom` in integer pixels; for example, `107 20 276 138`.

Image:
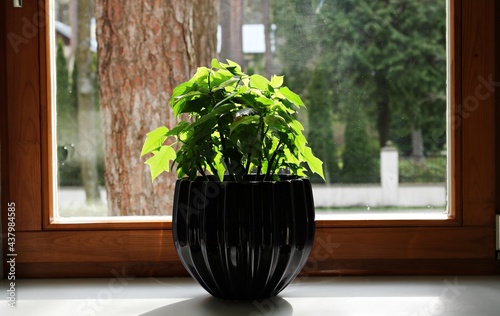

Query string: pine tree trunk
95 0 218 216
230 0 244 66
77 0 100 203
411 126 425 164
219 0 232 60
192 0 219 67
219 0 243 65
261 0 273 78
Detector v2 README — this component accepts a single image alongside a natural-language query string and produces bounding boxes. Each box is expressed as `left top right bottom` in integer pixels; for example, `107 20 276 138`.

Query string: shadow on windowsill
139 295 293 316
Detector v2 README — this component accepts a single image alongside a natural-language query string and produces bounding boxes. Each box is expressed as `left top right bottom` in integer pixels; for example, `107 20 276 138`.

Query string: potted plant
141 59 324 299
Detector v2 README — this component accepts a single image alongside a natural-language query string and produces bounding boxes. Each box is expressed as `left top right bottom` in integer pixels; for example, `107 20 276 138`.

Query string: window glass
52 0 447 218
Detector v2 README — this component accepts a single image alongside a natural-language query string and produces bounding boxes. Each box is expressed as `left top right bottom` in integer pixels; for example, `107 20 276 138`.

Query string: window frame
1 0 499 278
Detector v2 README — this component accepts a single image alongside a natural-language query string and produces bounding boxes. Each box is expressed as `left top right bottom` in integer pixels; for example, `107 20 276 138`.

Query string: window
1 0 498 278
53 1 448 220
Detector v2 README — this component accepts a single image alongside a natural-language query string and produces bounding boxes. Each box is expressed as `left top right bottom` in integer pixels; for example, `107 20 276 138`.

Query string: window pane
263 0 447 219
53 0 107 217
52 0 447 218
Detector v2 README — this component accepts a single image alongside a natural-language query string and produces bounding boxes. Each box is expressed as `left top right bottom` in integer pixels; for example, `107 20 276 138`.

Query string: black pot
172 175 315 300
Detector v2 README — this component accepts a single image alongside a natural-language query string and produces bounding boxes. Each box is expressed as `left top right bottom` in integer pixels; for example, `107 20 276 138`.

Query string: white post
380 142 399 205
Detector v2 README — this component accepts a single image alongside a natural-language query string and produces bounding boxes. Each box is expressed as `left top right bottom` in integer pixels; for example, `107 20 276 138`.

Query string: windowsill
2 275 499 315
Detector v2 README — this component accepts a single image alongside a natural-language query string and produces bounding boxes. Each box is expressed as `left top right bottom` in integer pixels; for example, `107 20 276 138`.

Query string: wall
312 146 446 208
312 183 446 208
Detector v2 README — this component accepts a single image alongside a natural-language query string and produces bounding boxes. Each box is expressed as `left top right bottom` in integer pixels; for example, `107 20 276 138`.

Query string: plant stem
244 118 265 175
213 92 237 109
207 160 219 179
245 153 252 175
264 141 283 181
197 163 208 181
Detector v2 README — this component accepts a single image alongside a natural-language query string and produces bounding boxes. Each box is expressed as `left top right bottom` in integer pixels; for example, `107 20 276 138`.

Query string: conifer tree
307 66 339 183
341 104 378 183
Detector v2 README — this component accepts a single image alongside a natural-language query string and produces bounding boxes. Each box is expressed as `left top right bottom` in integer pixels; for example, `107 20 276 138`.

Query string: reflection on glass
53 0 447 218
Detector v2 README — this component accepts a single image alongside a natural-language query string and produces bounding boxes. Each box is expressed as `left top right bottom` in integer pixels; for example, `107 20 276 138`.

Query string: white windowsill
1 275 499 315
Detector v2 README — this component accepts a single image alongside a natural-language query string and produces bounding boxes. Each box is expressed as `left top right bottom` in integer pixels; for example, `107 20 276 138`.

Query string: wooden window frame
1 0 499 278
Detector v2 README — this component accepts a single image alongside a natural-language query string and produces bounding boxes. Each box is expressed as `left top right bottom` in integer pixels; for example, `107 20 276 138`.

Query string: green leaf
278 86 304 107
171 82 197 116
284 148 301 165
250 74 272 92
223 59 244 75
173 90 204 102
141 126 169 156
211 59 224 70
275 101 296 114
295 132 307 152
255 95 274 107
211 69 236 87
230 115 260 134
264 114 287 130
213 150 225 181
171 81 195 100
211 77 240 92
179 96 211 114
270 75 284 88
289 119 305 135
166 121 189 137
190 67 210 83
192 103 235 130
145 146 177 181
303 146 325 180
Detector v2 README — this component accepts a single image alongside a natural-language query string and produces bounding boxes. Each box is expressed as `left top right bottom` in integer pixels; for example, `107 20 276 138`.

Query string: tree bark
230 0 244 66
95 0 218 215
77 0 100 203
411 126 425 164
193 0 220 67
219 0 243 65
219 0 232 61
261 0 273 78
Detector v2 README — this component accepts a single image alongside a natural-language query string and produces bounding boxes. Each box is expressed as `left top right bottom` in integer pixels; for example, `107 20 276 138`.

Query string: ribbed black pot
172 175 315 300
